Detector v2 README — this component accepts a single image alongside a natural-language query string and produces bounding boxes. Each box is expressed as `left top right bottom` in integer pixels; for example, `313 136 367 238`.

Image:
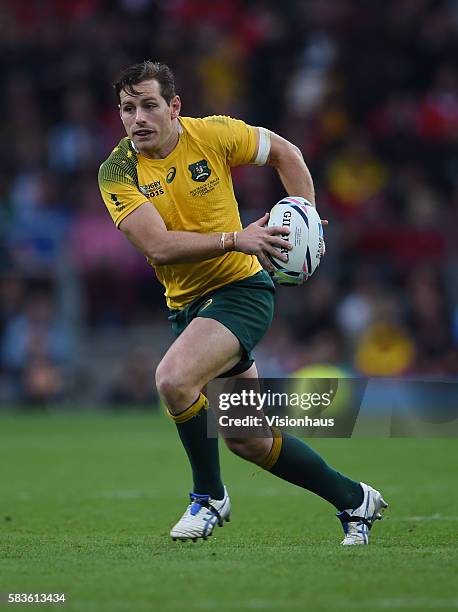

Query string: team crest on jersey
188 160 211 182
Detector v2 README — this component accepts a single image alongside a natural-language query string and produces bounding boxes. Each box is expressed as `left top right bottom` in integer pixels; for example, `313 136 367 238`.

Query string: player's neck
140 121 181 160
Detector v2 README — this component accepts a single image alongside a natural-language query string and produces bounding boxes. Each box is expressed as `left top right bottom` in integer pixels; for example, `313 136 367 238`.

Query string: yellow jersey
98 115 262 309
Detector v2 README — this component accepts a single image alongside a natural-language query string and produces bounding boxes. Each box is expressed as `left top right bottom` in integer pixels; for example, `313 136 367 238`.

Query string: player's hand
236 213 292 272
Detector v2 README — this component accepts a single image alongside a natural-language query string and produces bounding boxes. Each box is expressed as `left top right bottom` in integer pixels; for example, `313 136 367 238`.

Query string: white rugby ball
267 196 324 286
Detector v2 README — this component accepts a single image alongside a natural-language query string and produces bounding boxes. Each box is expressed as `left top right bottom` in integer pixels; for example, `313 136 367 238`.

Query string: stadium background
1 3 458 611
0 0 457 409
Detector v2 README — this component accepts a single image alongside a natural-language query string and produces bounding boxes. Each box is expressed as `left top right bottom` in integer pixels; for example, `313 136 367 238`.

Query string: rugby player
98 61 387 545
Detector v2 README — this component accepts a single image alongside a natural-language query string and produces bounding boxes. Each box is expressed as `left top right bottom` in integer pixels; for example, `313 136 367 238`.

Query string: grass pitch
1 412 457 612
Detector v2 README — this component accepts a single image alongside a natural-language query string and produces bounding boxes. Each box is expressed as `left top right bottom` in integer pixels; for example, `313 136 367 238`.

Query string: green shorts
168 270 275 377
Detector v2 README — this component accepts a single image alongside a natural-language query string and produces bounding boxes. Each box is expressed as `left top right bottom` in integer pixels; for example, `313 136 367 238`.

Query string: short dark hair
114 61 176 105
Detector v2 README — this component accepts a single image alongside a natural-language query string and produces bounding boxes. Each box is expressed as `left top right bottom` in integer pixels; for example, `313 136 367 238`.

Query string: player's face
119 79 181 158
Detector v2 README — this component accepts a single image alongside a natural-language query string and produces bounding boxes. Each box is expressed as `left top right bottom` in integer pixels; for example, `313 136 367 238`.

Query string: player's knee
224 437 272 464
155 363 198 409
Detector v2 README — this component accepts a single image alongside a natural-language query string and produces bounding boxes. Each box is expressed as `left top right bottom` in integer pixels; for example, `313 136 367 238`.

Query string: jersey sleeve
98 159 148 228
201 116 258 167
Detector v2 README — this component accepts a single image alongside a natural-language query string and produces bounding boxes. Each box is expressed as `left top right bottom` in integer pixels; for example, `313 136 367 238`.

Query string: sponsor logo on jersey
166 167 176 183
139 180 164 198
188 160 211 182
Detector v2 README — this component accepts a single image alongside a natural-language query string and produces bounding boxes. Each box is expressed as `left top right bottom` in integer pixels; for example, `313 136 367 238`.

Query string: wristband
220 232 236 252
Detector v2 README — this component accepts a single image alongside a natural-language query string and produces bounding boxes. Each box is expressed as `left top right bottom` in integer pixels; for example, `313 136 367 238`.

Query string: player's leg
156 316 242 540
160 270 277 540
222 363 363 509
156 316 243 499
222 364 387 544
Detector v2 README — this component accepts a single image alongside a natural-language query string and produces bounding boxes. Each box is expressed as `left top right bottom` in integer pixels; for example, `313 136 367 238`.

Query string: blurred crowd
0 0 457 407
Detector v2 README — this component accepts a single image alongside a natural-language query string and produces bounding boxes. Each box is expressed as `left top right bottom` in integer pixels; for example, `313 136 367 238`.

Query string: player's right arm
98 146 289 269
118 202 290 269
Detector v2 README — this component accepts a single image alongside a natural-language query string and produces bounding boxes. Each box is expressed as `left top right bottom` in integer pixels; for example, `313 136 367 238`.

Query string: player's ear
170 95 181 119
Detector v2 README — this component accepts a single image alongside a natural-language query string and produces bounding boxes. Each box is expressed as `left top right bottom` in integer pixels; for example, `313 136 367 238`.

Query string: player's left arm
252 127 327 258
253 128 315 205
